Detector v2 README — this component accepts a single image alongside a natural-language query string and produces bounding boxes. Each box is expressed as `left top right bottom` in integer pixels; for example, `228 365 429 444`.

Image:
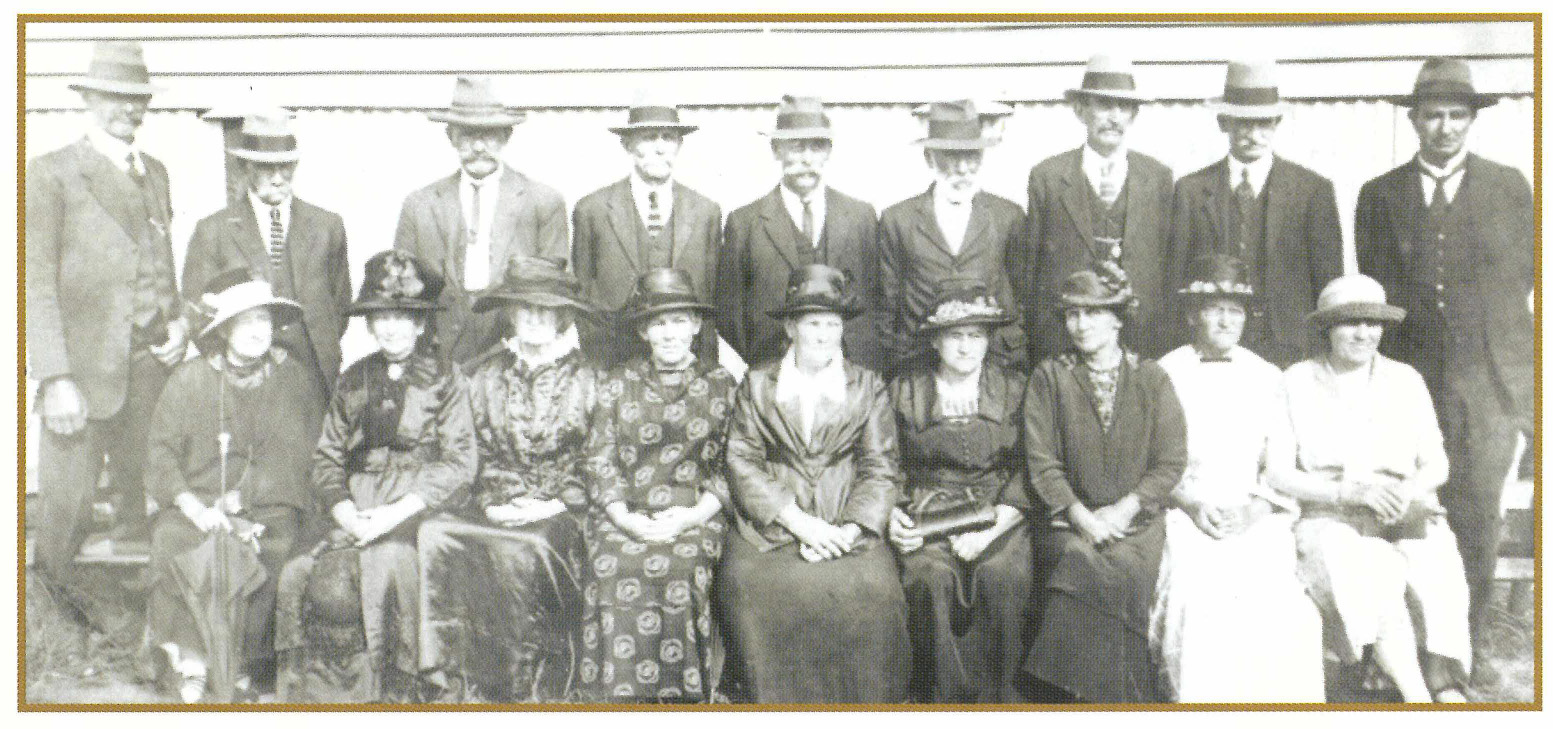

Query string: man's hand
888 507 924 554
149 318 189 367
41 378 88 436
949 528 995 562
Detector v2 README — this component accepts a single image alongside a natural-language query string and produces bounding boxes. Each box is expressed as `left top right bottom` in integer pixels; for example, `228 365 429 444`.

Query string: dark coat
183 197 351 390
25 138 178 418
890 361 1032 512
393 165 570 365
717 185 884 371
1024 148 1175 359
878 188 1028 374
571 178 722 367
1355 154 1533 421
1166 157 1343 367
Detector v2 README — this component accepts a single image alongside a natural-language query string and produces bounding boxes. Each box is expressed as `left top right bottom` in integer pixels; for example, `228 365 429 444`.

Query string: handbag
911 489 998 540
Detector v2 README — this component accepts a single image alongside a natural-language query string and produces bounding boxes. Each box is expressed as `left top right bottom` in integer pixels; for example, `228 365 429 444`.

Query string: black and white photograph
10 11 1540 712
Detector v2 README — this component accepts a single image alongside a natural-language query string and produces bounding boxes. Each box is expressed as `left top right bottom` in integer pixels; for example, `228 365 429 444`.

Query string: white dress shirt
87 125 145 175
248 190 292 245
461 165 505 290
1081 143 1129 200
779 182 827 248
629 172 674 230
1417 148 1469 206
932 184 974 255
1226 153 1275 198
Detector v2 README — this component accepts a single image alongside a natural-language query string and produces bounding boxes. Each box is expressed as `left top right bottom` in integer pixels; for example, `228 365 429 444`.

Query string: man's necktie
465 182 488 289
801 198 816 247
1425 169 1452 216
647 189 665 238
1235 169 1257 255
468 181 483 240
1097 160 1120 206
268 206 286 271
124 153 144 185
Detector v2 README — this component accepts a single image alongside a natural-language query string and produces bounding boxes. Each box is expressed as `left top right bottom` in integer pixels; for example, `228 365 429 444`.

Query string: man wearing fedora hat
878 100 1028 377
1355 58 1533 676
1024 55 1176 361
183 110 351 399
1166 58 1343 369
717 95 886 372
394 76 570 366
27 40 187 578
572 96 723 369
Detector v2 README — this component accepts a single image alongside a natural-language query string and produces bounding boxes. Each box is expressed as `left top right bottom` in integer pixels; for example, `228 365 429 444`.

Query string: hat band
1081 70 1137 92
775 111 831 130
447 100 513 117
1413 79 1479 98
626 106 683 125
926 118 983 141
86 59 152 85
1223 86 1280 106
238 134 298 153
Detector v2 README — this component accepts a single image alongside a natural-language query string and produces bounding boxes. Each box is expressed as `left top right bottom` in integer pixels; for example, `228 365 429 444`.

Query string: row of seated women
141 248 1474 705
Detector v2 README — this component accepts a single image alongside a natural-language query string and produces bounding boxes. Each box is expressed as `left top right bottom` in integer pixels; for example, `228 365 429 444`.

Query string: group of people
26 40 1532 706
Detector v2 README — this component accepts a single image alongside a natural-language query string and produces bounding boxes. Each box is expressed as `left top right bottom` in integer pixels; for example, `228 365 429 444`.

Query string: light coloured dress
1149 345 1324 702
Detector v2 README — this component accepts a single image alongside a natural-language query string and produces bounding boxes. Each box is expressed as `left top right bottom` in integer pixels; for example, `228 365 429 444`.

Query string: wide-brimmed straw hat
1308 274 1406 327
472 256 599 320
621 268 714 325
762 95 834 140
427 76 528 128
1065 54 1151 104
227 110 301 164
1393 58 1499 110
914 101 997 150
1178 253 1258 306
1212 59 1289 119
348 251 446 316
69 41 164 97
609 92 699 135
190 268 302 341
1056 260 1138 314
766 264 864 320
919 278 1016 335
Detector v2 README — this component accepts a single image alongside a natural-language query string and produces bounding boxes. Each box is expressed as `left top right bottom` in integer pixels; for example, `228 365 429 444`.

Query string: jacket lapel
1202 158 1229 245
1059 150 1098 248
1262 158 1292 262
1118 151 1149 268
430 173 466 290
912 189 955 259
963 194 993 258
670 181 698 269
604 179 643 271
226 200 268 275
759 187 804 270
489 165 526 275
74 140 144 241
280 201 314 296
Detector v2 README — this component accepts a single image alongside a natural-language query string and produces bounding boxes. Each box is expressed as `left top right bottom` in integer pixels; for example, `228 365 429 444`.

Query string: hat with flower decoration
1178 253 1258 307
919 277 1016 335
347 250 446 316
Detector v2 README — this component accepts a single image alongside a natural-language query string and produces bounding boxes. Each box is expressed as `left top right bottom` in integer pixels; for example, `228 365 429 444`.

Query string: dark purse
911 489 998 540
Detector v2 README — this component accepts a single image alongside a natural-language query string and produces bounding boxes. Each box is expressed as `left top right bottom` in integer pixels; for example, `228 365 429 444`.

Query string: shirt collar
506 323 581 370
86 126 141 173
779 182 826 220
1227 153 1275 196
1081 143 1128 170
248 189 292 219
1418 148 1469 180
461 163 505 190
775 345 847 402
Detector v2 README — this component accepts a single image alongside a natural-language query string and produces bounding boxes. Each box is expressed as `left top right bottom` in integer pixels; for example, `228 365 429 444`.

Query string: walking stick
207 374 235 703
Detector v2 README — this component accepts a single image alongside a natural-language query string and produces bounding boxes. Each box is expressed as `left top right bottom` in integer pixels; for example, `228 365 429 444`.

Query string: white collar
1081 143 1128 169
461 164 505 190
247 190 292 219
1226 153 1275 196
506 324 581 369
86 126 142 173
779 182 827 236
1418 148 1469 180
775 345 847 404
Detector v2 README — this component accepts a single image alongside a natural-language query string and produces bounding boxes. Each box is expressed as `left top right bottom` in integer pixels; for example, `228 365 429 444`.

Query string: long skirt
1294 512 1472 680
716 533 910 703
1149 508 1325 702
1024 517 1166 703
146 505 300 695
899 523 1034 703
417 512 588 703
583 516 726 702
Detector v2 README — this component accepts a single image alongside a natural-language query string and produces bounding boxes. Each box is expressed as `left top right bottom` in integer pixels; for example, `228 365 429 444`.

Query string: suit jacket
1355 154 1533 420
1024 147 1175 359
571 177 722 366
26 137 178 418
182 197 351 390
1166 156 1343 367
717 185 883 371
393 165 569 364
877 187 1028 374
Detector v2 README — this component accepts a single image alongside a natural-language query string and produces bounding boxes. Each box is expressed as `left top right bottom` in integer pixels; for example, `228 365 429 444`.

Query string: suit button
1438 301 1446 310
1437 233 1445 240
1436 283 1444 291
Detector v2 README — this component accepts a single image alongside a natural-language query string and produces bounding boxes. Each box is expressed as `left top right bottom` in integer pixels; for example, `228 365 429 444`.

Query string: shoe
1432 687 1469 703
176 658 208 704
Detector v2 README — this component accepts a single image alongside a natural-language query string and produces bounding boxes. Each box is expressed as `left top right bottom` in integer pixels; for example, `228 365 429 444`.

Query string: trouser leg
104 352 170 534
37 418 109 580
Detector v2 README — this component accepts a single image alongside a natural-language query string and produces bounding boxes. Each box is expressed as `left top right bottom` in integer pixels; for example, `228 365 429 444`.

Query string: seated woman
144 269 324 703
583 268 739 702
1021 263 1187 703
1266 274 1472 703
719 264 911 703
275 251 475 703
1147 255 1324 702
416 256 597 703
887 278 1033 703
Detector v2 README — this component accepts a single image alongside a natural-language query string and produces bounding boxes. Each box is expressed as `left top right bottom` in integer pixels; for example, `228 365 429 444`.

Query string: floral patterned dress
582 358 738 701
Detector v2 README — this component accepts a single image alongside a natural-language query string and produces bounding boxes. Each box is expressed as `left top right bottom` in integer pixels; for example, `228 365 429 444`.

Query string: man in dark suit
572 98 722 368
1025 55 1175 360
394 76 569 365
717 96 883 371
1166 59 1343 368
182 111 350 397
1356 59 1533 683
26 41 188 578
878 101 1027 376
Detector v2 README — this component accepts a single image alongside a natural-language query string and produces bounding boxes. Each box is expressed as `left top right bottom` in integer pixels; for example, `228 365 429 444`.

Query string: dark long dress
1021 352 1187 703
274 351 475 703
718 355 910 703
143 349 322 698
890 362 1035 703
415 345 595 703
582 358 738 701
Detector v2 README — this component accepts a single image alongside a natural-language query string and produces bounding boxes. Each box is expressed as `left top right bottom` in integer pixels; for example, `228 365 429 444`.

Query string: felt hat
190 268 303 341
918 278 1016 335
1065 54 1151 104
1212 59 1289 119
609 92 699 135
426 76 528 128
621 268 715 324
1393 57 1499 110
69 40 163 97
1308 274 1406 327
1056 260 1138 314
763 95 833 140
914 100 997 150
1178 253 1258 305
227 110 301 164
766 263 864 320
473 256 598 320
347 251 446 316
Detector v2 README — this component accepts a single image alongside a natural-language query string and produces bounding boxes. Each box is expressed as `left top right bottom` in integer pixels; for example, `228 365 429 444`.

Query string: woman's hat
763 95 833 140
914 100 997 150
1065 54 1151 104
608 93 699 135
1056 260 1138 313
1393 57 1499 110
473 256 599 319
766 263 864 320
1308 274 1406 327
190 268 303 341
348 251 446 316
1211 59 1288 119
69 41 164 97
227 110 301 164
1178 253 1257 303
426 76 528 128
622 268 714 324
919 277 1015 335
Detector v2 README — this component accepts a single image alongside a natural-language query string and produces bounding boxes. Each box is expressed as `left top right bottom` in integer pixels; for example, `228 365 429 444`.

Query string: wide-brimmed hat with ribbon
1178 253 1258 306
1065 54 1151 104
609 93 699 135
1212 59 1289 119
762 95 834 140
427 76 528 128
914 100 997 150
622 268 715 325
1056 260 1138 315
227 110 301 164
766 263 864 320
1308 274 1406 327
69 40 164 97
190 268 302 341
919 278 1016 335
1393 57 1499 110
348 251 446 316
473 256 599 320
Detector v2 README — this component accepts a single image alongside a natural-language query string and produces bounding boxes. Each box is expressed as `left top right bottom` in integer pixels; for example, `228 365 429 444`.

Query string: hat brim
228 149 302 163
70 79 162 97
1058 294 1135 311
428 110 527 127
762 128 835 140
766 302 865 320
1212 99 1288 119
1309 302 1406 326
918 313 1016 335
347 299 445 317
198 299 303 340
609 123 700 135
1065 88 1151 104
472 291 600 320
914 137 997 150
1392 92 1499 110
624 300 716 324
